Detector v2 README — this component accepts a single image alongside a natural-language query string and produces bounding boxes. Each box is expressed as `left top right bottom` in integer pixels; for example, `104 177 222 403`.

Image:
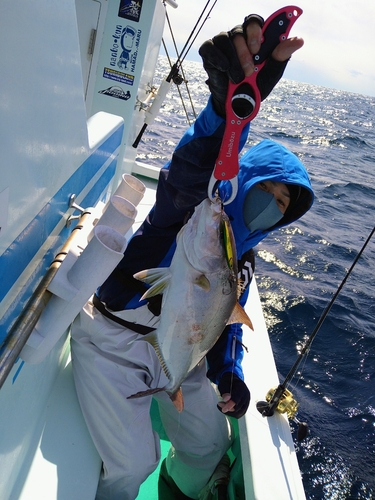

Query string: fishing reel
256 385 308 441
171 71 184 85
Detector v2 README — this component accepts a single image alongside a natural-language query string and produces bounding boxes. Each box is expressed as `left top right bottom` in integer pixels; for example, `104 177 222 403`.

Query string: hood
219 139 314 257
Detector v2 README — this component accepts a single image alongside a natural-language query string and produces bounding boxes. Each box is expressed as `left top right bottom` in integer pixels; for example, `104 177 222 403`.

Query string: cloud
163 0 375 97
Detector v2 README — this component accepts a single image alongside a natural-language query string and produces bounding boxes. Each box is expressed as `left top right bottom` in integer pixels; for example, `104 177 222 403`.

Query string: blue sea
136 57 375 499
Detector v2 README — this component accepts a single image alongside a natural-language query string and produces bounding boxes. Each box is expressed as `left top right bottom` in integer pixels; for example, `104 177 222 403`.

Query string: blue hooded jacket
98 97 314 383
220 139 314 257
207 139 313 383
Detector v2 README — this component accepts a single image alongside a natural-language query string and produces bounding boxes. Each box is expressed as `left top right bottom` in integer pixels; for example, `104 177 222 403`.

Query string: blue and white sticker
118 0 143 22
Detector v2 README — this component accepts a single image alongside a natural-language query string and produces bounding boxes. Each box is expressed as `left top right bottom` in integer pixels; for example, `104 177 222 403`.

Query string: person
70 13 314 500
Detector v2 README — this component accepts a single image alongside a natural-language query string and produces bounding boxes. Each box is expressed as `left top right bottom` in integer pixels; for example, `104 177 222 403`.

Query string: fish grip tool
208 6 303 204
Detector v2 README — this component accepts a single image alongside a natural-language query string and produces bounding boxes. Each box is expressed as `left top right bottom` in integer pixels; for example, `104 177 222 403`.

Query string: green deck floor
136 400 245 500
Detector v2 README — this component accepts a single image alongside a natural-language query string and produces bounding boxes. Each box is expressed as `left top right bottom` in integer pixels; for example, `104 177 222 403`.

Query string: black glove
199 14 289 117
217 372 250 419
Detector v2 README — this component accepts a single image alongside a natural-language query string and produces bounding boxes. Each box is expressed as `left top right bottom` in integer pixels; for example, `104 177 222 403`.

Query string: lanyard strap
92 294 156 335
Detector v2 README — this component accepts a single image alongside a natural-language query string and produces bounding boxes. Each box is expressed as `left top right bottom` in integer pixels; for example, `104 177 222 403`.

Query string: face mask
243 185 284 232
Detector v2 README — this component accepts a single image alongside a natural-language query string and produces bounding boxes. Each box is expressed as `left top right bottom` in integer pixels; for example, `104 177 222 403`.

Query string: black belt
92 294 156 335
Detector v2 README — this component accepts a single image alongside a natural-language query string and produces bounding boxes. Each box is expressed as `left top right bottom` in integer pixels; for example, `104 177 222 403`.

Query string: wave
138 58 375 499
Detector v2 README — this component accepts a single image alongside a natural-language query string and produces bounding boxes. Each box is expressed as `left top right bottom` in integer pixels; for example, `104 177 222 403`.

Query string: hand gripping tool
208 6 303 204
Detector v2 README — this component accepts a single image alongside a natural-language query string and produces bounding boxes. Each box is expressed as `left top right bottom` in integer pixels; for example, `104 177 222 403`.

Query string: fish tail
168 388 184 412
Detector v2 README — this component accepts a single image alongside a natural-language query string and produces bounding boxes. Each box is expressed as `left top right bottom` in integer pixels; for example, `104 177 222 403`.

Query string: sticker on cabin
103 67 135 86
108 24 141 82
98 86 131 101
118 0 142 22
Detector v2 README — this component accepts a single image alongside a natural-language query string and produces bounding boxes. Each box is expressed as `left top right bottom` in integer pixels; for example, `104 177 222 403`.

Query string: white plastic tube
67 225 126 289
114 173 146 206
89 195 137 241
143 78 172 127
21 226 127 364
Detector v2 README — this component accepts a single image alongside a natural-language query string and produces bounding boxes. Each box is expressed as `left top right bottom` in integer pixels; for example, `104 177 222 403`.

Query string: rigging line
171 0 217 122
175 78 193 125
133 1 216 147
165 10 182 62
161 37 173 67
285 223 375 389
161 38 193 126
163 1 218 117
178 64 197 120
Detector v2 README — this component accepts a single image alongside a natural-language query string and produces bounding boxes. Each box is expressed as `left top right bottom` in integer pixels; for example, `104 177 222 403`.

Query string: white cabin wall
75 0 103 99
0 1 99 497
0 0 90 258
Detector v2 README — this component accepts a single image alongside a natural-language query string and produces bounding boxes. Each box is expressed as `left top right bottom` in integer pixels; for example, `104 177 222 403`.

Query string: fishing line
258 223 375 418
161 38 195 125
133 1 217 147
163 0 217 84
163 0 217 117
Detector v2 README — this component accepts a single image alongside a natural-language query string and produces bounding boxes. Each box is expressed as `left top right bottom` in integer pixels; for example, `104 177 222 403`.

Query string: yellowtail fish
128 197 253 411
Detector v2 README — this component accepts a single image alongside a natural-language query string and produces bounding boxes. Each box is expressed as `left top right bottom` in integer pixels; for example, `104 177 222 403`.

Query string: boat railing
0 210 92 389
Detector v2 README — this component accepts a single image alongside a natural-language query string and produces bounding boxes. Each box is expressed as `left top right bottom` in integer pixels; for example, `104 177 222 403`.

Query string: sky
161 0 375 98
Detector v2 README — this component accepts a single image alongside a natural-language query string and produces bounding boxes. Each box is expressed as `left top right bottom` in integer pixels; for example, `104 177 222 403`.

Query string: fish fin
127 386 166 399
168 388 184 412
143 332 172 381
127 387 184 413
134 267 169 282
228 302 254 331
194 274 210 291
133 268 171 300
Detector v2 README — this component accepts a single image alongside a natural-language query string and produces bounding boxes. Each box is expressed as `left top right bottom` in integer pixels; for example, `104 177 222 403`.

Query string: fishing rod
172 0 218 68
132 0 217 148
162 0 218 124
256 223 375 439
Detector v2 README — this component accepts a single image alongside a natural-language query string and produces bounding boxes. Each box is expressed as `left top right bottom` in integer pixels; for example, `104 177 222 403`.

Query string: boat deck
2 177 305 499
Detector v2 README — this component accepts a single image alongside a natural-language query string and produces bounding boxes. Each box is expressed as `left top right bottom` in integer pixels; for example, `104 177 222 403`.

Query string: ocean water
136 57 375 499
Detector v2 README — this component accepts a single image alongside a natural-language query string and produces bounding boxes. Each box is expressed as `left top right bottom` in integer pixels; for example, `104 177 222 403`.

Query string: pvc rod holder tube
88 195 137 241
20 225 127 364
144 78 172 127
114 173 146 207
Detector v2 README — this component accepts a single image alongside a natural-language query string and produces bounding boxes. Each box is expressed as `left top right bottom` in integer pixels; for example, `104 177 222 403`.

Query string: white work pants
70 298 233 500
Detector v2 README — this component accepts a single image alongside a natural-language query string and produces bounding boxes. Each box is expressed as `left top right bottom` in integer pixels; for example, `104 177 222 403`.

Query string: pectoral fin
168 388 184 412
194 274 210 291
228 302 253 330
134 268 171 300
